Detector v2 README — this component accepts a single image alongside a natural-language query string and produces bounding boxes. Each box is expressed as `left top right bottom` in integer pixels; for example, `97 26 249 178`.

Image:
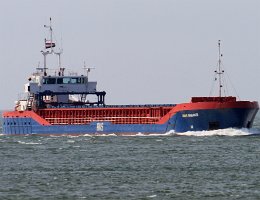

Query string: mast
216 40 224 97
42 18 63 76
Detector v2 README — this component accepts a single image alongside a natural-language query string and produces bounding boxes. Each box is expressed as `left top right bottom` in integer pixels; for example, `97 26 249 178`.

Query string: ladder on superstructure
26 94 35 110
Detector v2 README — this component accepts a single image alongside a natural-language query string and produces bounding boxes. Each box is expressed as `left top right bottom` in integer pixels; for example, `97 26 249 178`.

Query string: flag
45 40 56 49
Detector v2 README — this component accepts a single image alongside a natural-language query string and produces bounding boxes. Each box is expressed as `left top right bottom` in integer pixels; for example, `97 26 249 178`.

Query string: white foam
67 140 75 143
67 135 80 138
93 133 117 137
130 130 175 137
147 194 157 198
55 128 258 137
82 134 94 137
175 128 257 137
17 141 42 145
11 128 260 137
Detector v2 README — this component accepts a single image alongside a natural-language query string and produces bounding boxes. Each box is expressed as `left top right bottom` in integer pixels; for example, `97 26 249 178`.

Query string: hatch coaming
36 105 175 125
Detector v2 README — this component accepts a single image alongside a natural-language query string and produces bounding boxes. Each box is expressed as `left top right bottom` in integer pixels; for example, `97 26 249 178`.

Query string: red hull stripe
3 111 51 125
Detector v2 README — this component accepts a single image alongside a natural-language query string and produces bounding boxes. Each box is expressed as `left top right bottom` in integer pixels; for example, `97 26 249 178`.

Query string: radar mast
41 18 63 76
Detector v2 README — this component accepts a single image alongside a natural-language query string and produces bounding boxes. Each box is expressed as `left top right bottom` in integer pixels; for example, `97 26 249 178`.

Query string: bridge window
44 77 86 84
43 78 56 84
71 78 81 84
57 78 63 84
57 77 85 84
62 77 71 84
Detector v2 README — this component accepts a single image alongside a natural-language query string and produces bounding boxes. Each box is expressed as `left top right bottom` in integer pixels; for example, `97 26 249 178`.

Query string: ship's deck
45 104 177 109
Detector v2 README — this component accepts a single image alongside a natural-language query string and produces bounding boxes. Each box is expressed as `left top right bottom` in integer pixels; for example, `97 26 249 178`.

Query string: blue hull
3 107 258 135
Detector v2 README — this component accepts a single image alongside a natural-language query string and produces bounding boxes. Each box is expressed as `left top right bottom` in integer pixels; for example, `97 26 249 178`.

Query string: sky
0 0 259 109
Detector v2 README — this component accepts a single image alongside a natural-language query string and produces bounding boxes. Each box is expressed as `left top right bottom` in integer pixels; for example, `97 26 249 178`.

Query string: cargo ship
2 20 259 135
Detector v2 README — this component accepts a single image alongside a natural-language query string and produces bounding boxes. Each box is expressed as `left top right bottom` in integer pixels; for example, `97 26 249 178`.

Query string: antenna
83 61 95 78
56 30 64 75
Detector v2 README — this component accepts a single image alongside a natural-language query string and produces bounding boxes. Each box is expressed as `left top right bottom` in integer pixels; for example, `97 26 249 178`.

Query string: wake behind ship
2 20 259 135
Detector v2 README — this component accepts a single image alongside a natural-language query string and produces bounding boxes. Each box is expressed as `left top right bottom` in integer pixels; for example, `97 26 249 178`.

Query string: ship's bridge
24 73 105 109
26 75 97 94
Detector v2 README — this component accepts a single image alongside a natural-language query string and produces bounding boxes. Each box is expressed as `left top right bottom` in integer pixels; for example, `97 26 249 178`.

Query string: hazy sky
0 0 259 109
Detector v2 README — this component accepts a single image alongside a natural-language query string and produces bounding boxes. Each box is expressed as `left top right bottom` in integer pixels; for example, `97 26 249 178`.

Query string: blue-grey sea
0 112 259 200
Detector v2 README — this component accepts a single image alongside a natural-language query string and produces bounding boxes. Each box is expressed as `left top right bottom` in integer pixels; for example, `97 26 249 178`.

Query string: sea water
0 112 259 199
